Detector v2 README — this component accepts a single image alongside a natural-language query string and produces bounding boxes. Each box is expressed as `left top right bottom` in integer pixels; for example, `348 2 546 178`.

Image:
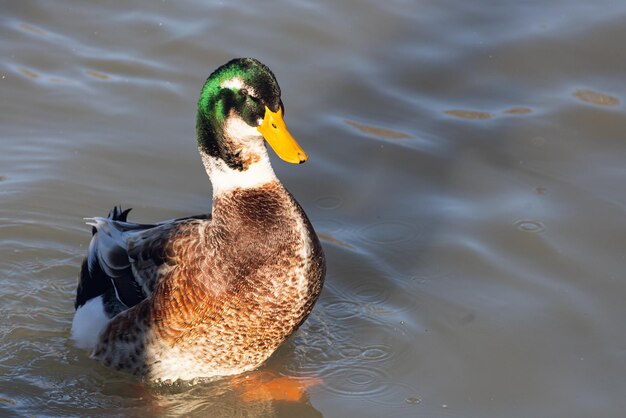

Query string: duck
71 58 326 382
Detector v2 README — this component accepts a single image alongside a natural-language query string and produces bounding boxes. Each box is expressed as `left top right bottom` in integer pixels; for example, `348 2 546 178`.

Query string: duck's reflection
146 369 324 417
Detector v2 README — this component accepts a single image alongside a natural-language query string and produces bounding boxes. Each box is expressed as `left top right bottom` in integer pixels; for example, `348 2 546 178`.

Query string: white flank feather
71 296 109 350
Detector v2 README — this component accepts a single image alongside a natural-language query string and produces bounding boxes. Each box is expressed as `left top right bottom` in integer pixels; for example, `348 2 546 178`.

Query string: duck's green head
196 58 307 171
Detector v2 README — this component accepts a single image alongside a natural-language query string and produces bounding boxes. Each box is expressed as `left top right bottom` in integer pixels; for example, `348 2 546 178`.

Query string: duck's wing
77 206 211 314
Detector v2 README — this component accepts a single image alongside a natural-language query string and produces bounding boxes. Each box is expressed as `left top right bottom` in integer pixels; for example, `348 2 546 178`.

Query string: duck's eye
240 88 249 97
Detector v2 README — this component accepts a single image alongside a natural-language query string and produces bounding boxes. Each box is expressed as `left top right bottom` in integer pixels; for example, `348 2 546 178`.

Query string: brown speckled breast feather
90 182 325 380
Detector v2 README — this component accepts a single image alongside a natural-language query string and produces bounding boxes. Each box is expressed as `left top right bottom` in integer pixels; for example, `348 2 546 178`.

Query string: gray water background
1 1 626 417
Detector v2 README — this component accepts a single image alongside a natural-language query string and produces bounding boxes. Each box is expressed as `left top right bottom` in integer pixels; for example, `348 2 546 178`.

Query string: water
2 1 626 417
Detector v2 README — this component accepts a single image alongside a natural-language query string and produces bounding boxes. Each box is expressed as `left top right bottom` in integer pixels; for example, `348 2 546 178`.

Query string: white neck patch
201 150 277 196
200 104 276 196
200 105 280 196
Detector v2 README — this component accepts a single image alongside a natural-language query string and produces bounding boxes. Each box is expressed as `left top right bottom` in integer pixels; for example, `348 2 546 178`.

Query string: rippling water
2 1 626 417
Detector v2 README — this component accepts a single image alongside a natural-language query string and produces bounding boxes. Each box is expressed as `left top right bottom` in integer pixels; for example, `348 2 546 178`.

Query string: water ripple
352 280 392 305
514 219 546 233
359 220 417 244
338 344 393 362
313 218 345 234
321 365 389 398
315 195 343 210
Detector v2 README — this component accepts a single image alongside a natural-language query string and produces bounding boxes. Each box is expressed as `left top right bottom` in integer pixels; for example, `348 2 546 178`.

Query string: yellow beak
257 106 308 164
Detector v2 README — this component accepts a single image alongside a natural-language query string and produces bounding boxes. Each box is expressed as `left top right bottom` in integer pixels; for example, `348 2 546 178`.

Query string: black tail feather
92 206 133 235
75 258 112 310
108 206 132 222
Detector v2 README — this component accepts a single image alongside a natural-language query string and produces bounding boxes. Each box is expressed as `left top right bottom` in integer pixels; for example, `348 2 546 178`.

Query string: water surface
2 1 626 417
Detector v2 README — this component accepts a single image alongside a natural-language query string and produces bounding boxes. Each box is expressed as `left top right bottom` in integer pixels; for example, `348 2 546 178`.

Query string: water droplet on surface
365 381 421 407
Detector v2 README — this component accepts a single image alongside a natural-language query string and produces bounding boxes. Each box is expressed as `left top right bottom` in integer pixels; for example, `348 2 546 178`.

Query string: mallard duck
71 58 326 382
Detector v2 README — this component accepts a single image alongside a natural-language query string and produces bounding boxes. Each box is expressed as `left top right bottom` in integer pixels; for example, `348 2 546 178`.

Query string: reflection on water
344 120 413 139
19 22 46 36
445 109 493 120
85 70 110 81
2 0 626 417
573 89 620 106
504 107 533 114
